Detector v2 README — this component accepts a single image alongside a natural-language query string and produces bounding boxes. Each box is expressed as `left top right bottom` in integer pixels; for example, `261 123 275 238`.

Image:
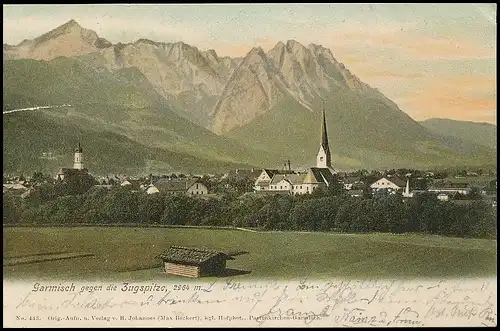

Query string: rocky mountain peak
63 19 80 28
36 19 87 42
285 39 306 50
203 49 219 61
308 43 337 61
4 19 112 61
240 47 268 68
173 41 193 51
134 38 164 48
247 46 265 56
274 41 286 49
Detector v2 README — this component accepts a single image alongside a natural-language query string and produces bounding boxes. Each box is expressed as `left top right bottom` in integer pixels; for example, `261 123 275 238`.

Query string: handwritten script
4 278 497 327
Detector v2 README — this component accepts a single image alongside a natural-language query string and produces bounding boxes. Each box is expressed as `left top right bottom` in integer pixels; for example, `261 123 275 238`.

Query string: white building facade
73 142 84 170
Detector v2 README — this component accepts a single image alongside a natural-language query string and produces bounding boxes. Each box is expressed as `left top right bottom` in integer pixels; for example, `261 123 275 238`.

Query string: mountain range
3 19 496 175
419 118 497 151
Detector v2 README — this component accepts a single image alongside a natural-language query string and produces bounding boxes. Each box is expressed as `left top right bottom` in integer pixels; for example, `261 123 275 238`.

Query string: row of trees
4 184 496 239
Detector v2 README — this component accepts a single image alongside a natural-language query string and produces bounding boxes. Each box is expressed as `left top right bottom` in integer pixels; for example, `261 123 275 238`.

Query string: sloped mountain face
97 40 237 127
212 47 288 134
3 19 111 61
212 39 391 134
420 118 497 151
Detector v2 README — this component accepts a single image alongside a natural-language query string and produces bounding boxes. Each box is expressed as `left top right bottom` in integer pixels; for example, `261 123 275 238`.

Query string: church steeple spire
321 106 329 154
317 102 332 168
75 142 83 153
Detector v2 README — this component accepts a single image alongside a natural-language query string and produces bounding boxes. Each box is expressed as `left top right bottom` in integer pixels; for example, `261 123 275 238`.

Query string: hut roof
156 246 233 265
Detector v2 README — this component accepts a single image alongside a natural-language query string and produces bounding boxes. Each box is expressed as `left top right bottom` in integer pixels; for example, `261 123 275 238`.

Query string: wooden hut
156 246 234 278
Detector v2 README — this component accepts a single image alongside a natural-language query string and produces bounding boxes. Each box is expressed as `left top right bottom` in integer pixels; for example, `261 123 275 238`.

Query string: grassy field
3 227 497 281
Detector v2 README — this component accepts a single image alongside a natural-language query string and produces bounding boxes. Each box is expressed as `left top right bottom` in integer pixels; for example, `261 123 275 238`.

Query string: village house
146 177 208 195
370 176 407 194
254 168 297 192
156 246 234 278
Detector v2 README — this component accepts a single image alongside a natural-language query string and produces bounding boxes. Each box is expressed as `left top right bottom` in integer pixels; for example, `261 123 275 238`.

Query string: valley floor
3 227 496 282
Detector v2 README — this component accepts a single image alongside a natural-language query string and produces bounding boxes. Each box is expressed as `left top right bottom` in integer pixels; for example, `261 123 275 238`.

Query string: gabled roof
308 167 337 186
270 174 306 185
156 246 233 265
372 176 406 188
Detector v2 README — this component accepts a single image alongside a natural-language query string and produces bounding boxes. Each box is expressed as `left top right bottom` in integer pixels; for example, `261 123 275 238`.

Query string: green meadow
3 227 496 281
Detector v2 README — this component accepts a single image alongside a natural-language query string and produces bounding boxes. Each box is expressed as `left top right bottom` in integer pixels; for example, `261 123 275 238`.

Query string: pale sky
3 4 497 124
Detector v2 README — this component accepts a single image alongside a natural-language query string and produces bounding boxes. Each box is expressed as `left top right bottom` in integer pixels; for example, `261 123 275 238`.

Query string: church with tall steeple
55 142 90 181
73 142 84 170
316 107 332 169
253 104 339 195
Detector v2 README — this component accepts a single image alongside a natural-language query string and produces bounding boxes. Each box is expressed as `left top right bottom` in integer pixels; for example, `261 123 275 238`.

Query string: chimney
287 159 291 171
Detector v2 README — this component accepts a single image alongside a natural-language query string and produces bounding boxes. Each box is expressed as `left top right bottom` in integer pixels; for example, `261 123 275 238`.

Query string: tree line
3 183 496 240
